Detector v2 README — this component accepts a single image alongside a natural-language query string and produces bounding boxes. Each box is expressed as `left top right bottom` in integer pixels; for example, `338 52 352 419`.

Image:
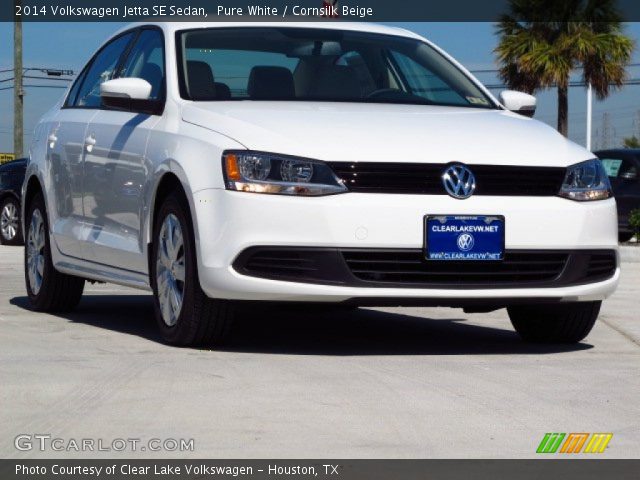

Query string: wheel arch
22 175 45 232
147 170 199 279
0 190 20 206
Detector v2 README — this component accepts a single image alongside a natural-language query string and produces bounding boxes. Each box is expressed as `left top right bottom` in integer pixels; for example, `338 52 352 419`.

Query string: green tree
629 209 640 242
623 135 640 148
495 0 635 137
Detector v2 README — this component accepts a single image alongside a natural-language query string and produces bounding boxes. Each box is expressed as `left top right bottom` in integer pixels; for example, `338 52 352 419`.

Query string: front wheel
508 301 601 343
151 192 234 347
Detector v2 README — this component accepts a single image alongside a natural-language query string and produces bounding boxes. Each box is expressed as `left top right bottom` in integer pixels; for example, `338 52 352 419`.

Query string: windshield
177 27 496 108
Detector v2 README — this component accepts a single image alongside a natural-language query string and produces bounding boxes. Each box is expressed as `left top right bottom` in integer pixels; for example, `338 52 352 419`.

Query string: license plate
425 215 504 261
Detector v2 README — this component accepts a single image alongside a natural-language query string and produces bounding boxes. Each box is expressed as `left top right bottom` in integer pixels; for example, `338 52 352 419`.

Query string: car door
47 31 135 258
81 28 165 273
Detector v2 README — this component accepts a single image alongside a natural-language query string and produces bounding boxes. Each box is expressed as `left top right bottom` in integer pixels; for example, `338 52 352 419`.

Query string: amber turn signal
224 153 242 181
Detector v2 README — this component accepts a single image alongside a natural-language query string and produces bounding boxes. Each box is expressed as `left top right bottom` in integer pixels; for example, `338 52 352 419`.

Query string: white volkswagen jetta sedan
24 22 618 346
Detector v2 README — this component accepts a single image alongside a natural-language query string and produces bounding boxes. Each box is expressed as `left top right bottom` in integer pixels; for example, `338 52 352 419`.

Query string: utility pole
601 113 612 149
586 82 592 150
14 0 23 158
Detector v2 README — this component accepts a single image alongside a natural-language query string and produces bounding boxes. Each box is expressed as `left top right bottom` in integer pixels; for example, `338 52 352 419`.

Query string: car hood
181 102 591 167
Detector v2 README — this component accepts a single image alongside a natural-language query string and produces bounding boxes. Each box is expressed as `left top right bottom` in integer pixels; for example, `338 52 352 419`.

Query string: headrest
214 82 231 100
310 65 362 100
247 66 295 100
186 60 216 100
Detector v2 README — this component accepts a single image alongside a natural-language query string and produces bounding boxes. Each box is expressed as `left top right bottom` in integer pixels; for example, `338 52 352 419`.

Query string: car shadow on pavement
10 295 593 355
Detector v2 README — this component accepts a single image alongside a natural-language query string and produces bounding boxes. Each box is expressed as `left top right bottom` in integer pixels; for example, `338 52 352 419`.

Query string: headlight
223 151 347 196
559 159 612 201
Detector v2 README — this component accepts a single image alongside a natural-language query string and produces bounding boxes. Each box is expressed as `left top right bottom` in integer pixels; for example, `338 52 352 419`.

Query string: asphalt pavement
0 244 638 458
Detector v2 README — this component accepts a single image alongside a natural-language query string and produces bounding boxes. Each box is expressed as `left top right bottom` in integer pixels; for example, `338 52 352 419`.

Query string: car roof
113 21 424 41
595 149 640 157
0 158 27 173
0 158 27 167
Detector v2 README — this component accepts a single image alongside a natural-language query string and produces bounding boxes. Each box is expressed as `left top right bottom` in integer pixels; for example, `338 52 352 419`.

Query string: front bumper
192 189 619 303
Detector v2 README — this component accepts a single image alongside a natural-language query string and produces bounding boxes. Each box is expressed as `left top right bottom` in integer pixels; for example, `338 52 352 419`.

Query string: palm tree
623 135 640 148
495 0 634 137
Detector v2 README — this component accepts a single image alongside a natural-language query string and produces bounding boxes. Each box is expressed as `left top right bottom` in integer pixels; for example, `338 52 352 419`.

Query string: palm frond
495 0 635 97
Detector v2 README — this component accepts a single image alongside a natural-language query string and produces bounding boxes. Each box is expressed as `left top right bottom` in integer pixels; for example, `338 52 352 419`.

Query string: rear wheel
24 193 84 311
151 192 234 346
0 196 22 245
508 301 601 343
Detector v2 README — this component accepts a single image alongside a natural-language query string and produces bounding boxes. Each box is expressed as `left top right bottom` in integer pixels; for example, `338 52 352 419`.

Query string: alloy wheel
26 209 45 295
1 201 19 241
156 213 186 327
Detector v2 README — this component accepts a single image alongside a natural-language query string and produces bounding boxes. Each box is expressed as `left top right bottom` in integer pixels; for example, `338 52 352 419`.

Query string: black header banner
2 0 640 22
0 459 638 480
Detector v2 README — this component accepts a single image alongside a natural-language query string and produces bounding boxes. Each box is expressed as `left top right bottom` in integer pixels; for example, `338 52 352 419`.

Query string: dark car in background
0 158 27 245
595 149 640 242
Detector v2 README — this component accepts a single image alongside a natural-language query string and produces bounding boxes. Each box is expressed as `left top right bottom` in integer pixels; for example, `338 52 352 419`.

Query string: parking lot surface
1 244 638 458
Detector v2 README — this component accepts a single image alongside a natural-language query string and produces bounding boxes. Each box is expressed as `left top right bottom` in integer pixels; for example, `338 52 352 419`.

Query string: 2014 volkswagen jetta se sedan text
23 22 619 346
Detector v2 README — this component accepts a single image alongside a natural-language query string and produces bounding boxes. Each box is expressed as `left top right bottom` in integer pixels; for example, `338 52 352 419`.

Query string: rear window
600 157 638 179
185 48 298 97
601 158 624 177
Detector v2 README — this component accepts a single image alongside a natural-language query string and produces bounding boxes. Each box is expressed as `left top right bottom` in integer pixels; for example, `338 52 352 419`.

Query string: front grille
584 252 618 281
342 250 568 286
241 250 319 279
233 248 617 289
329 162 566 196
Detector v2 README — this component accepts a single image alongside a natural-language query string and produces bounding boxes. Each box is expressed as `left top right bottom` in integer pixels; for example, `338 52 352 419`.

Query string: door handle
85 134 96 152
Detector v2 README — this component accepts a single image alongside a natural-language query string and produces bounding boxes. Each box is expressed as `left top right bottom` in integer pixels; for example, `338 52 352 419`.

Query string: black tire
618 231 634 243
0 196 22 245
150 192 234 347
508 301 601 343
24 193 84 312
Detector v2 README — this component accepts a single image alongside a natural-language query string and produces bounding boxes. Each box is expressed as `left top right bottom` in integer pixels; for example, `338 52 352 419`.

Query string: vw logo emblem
442 163 476 199
457 233 475 251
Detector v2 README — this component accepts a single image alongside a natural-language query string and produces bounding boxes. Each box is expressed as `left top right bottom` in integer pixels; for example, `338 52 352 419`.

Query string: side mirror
499 90 536 118
100 78 162 115
101 78 151 100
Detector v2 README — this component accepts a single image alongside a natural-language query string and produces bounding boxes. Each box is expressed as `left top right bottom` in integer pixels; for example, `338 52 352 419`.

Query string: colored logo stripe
537 433 612 454
560 433 589 453
584 433 613 453
537 433 565 453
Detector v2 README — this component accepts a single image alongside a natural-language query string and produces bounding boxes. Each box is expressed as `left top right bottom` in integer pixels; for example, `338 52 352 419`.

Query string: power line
483 78 640 90
469 63 640 74
1 76 72 83
0 84 68 91
0 67 75 75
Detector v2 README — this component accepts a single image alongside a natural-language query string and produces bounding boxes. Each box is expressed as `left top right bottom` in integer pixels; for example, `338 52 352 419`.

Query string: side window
65 70 87 107
600 158 624 178
119 29 165 100
601 158 637 179
73 32 135 108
